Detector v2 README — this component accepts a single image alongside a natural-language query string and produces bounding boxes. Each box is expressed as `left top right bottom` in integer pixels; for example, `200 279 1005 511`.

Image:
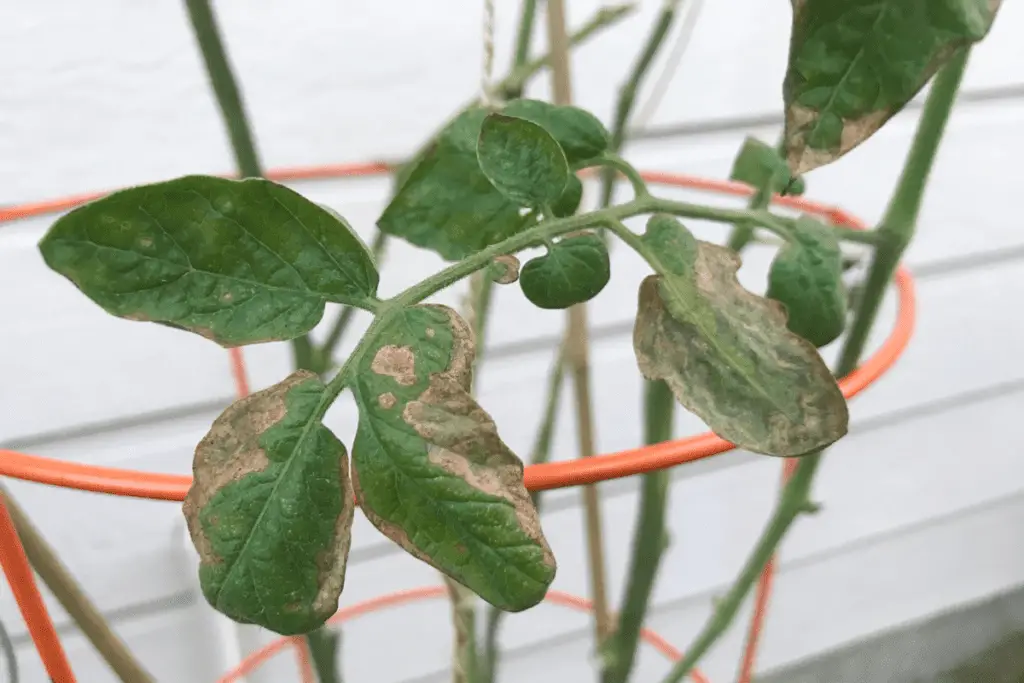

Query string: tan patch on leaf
182 370 316 564
312 449 355 616
377 392 397 409
370 345 417 386
786 105 891 175
490 255 521 284
396 306 554 570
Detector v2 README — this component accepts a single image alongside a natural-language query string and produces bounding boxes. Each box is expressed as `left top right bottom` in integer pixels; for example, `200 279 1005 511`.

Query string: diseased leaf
632 215 848 457
183 371 355 635
552 174 584 218
767 216 847 347
730 137 804 196
378 108 531 261
783 0 1002 174
39 176 379 346
488 254 521 285
351 305 556 611
519 234 610 309
477 114 569 209
501 98 611 164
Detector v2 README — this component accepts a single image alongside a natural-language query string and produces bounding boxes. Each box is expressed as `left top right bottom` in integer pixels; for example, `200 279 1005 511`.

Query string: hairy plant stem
599 0 682 209
657 48 972 683
546 0 614 651
182 0 332 672
0 487 155 683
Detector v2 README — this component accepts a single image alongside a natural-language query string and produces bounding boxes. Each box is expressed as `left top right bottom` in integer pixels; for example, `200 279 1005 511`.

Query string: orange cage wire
0 167 916 683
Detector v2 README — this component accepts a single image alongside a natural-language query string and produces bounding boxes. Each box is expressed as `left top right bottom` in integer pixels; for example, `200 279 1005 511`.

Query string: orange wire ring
218 587 713 683
0 166 916 499
0 166 916 683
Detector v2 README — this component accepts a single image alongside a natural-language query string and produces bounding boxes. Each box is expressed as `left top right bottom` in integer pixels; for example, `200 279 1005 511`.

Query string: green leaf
501 98 611 164
730 137 803 196
377 108 531 261
783 0 1002 174
183 371 355 635
767 216 848 347
519 234 610 309
552 174 584 218
39 176 379 347
632 215 848 457
477 114 569 209
351 305 556 611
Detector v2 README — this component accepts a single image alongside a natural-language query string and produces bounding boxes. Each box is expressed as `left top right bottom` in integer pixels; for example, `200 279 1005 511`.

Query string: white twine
480 0 500 108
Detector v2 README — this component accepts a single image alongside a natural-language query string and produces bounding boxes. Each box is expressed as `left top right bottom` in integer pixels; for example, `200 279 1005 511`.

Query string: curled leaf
767 217 847 347
632 215 848 456
378 108 531 261
351 305 556 611
552 174 584 218
501 99 611 164
39 176 379 346
488 255 521 285
520 234 610 310
477 114 569 209
730 137 804 196
183 371 355 635
783 0 1002 174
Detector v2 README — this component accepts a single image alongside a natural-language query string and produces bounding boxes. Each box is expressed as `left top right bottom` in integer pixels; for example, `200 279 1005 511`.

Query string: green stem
726 134 784 253
501 3 636 98
599 1 681 209
182 0 262 179
181 0 314 376
837 48 969 374
315 230 390 372
505 0 540 100
306 628 343 683
480 346 566 683
658 455 823 683
601 380 674 683
726 186 771 253
589 154 651 198
658 49 971 683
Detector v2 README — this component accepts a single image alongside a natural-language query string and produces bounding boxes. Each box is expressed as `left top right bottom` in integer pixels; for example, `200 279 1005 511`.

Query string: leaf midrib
214 391 331 617
659 276 798 421
801 0 895 148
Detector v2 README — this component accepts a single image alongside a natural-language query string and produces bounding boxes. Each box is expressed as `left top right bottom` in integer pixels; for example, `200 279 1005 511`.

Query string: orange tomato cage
0 167 915 683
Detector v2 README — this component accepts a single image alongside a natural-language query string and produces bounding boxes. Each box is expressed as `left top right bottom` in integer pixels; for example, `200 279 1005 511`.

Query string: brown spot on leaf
182 370 316 566
490 255 521 285
311 448 355 616
426 327 436 338
370 345 417 386
221 292 234 303
377 392 397 409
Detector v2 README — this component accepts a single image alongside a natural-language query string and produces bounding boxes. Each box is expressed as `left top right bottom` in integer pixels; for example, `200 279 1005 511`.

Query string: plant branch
501 3 636 98
505 0 540 100
181 0 314 373
599 0 682 209
837 48 970 374
600 380 673 683
546 0 614 648
0 487 155 683
658 49 971 683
